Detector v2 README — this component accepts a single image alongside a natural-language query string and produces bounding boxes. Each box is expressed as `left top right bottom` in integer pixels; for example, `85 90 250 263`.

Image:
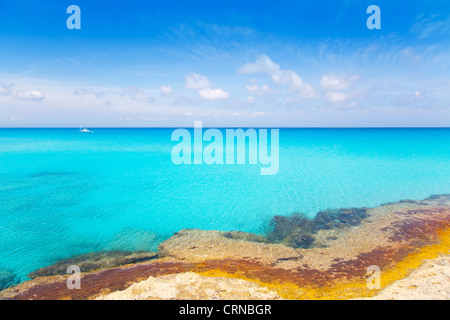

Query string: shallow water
0 128 449 281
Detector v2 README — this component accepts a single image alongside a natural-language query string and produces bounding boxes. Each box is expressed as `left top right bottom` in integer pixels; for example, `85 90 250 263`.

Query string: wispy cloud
169 21 256 41
245 84 271 96
128 86 155 103
238 55 316 98
0 82 14 96
410 14 450 40
247 96 256 104
73 88 105 99
321 73 360 91
185 73 211 90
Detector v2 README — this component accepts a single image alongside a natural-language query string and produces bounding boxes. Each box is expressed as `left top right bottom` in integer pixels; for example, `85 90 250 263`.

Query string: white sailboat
79 121 92 133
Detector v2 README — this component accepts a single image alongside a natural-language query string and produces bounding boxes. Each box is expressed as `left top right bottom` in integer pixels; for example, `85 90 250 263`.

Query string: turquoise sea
1 128 450 283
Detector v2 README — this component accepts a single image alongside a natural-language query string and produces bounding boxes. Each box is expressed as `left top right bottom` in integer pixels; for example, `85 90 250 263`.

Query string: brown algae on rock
27 251 160 279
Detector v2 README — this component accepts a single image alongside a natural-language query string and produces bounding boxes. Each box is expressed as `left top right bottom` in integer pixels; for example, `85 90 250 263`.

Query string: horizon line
1 126 449 129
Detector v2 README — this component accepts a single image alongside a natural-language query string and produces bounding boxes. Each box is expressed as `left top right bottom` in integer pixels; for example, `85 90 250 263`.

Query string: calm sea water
0 128 449 281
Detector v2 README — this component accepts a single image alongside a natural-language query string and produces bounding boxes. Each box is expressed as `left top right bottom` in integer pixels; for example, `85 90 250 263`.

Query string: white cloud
325 91 349 103
245 84 270 96
320 73 360 91
160 85 173 95
198 88 230 100
247 96 256 103
184 73 229 100
185 73 211 90
238 55 315 98
321 73 361 106
15 90 45 101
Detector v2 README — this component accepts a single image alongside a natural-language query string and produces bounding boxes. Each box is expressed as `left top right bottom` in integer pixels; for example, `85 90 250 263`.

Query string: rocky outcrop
158 229 300 265
359 254 450 300
97 272 282 300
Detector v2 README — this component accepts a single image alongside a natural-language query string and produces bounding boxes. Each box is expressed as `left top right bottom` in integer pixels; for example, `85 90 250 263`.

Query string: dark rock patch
223 231 268 243
0 268 20 291
28 250 159 279
266 207 369 249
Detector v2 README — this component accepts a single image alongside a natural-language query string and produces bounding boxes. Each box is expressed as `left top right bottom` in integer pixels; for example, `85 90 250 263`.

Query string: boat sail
79 121 92 133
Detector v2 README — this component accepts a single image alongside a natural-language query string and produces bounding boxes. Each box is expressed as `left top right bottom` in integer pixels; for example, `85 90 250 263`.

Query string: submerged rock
0 268 20 291
223 231 268 243
103 229 167 252
266 208 369 248
282 232 315 249
28 250 159 279
314 208 369 230
158 229 299 265
267 214 316 240
265 213 316 248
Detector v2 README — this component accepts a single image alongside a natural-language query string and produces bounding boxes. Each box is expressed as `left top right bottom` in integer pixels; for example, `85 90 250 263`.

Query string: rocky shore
1 195 449 300
361 254 449 300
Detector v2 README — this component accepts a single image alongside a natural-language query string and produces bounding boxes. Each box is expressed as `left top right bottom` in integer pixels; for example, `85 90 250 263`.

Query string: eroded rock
97 272 282 300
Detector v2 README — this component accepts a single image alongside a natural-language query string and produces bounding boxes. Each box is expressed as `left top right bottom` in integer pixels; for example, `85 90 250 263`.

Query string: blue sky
0 0 449 127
